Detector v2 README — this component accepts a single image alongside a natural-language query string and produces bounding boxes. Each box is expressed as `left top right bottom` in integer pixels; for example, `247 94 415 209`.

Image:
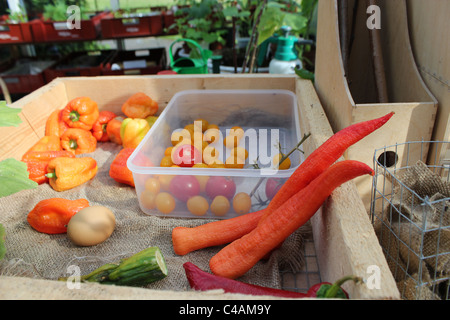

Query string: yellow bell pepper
120 118 150 149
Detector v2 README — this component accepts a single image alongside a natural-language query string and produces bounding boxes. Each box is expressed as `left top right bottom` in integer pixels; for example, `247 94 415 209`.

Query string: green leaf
257 7 285 46
0 158 38 198
282 12 308 33
223 6 240 17
295 68 315 82
0 223 5 261
0 101 22 127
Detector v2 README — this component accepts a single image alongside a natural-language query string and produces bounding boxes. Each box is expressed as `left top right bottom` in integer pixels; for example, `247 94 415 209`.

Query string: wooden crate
0 75 400 299
314 0 438 210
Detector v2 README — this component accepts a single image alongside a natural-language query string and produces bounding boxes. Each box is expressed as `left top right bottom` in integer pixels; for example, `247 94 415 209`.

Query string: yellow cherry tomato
230 126 244 139
164 146 174 157
194 118 209 132
203 145 219 165
203 127 221 144
155 192 176 214
171 128 191 146
210 195 230 217
157 174 175 191
225 155 245 169
160 155 173 167
232 192 252 214
144 177 160 194
223 135 240 149
192 163 210 193
273 153 291 170
140 189 157 210
187 195 209 216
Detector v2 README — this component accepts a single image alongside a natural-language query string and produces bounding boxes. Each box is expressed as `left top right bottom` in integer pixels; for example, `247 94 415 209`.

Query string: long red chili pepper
184 262 307 298
210 160 375 279
183 262 362 299
258 111 394 225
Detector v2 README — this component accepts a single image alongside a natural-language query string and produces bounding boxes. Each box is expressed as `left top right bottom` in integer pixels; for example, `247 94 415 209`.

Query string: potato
67 206 116 247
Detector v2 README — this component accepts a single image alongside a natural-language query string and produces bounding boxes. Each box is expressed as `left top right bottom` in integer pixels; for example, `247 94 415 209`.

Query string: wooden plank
61 74 297 113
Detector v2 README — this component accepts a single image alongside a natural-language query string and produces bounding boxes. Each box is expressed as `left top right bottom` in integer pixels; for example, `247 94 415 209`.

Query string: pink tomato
265 178 284 200
205 176 236 200
169 175 201 202
171 144 202 167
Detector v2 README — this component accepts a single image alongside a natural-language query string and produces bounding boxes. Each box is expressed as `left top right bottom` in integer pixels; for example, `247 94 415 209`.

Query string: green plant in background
40 0 90 21
168 0 229 46
242 0 317 77
6 4 28 23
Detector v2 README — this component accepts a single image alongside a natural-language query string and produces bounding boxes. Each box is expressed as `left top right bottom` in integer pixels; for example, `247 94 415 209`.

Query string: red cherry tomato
265 178 284 200
171 144 202 167
205 176 236 200
169 175 201 202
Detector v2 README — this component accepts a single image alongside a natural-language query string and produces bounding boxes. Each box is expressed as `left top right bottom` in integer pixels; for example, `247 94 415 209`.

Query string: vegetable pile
18 92 161 247
21 92 159 191
1 90 395 297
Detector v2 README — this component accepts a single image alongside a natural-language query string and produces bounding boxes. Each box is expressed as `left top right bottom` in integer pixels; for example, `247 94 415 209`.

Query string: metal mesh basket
370 141 450 300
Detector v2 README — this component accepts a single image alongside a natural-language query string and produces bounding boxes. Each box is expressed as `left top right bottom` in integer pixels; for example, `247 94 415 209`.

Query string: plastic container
128 89 305 219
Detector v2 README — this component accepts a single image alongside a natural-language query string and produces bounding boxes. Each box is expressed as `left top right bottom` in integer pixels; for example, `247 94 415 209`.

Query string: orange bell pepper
45 109 69 137
61 97 99 131
60 128 97 155
109 147 135 187
120 118 150 149
27 198 90 234
121 92 158 119
21 150 75 184
46 157 98 192
92 110 117 142
26 135 62 153
106 116 123 145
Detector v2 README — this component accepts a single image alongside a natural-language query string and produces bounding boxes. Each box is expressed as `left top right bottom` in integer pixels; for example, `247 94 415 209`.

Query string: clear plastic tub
127 89 305 219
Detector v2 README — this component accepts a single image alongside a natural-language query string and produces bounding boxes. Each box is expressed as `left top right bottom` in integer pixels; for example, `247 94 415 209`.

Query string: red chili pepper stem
69 110 80 122
324 275 363 298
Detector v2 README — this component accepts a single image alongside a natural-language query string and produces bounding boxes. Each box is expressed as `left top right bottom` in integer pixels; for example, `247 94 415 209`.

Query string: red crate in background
0 15 33 44
102 48 167 75
30 11 113 42
0 58 57 94
44 50 115 83
100 13 163 39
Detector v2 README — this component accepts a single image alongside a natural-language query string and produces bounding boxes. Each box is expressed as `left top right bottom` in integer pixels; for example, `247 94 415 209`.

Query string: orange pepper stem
46 172 57 179
69 139 78 150
69 110 80 122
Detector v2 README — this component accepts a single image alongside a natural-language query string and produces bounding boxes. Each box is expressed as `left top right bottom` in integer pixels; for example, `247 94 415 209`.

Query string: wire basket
370 141 450 300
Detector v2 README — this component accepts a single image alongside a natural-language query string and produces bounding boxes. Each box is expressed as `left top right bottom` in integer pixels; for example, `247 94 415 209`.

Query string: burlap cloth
374 161 450 300
0 142 308 294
